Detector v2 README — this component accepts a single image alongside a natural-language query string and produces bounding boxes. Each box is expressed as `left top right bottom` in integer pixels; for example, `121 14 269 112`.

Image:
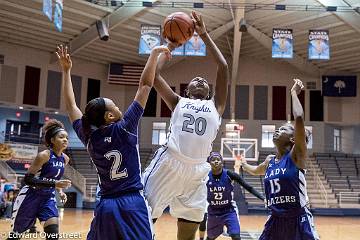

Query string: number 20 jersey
166 97 221 162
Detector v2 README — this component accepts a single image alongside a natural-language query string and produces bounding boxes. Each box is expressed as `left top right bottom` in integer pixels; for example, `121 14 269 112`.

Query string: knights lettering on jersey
166 98 221 162
264 152 308 214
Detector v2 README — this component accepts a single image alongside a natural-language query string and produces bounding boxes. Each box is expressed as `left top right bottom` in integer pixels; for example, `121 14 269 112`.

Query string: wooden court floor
1 209 359 240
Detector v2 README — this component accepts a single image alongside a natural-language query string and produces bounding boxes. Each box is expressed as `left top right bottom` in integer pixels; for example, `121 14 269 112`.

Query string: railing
339 192 360 207
88 185 98 202
308 157 329 208
63 164 87 199
0 160 19 183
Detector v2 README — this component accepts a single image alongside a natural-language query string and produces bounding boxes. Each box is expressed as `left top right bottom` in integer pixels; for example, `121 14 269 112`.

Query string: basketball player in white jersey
142 11 229 240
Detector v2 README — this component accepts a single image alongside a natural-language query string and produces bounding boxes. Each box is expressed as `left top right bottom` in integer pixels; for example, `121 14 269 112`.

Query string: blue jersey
32 150 65 195
264 152 308 215
73 101 144 197
207 169 236 214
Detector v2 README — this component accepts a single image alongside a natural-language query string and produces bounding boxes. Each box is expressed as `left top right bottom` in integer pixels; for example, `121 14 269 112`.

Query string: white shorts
142 147 210 222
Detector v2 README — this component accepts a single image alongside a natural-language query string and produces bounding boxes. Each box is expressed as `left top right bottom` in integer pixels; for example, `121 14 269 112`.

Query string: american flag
108 63 144 86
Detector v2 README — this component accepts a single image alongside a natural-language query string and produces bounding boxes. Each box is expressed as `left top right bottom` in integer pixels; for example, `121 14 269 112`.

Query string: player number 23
214 192 223 200
104 150 128 180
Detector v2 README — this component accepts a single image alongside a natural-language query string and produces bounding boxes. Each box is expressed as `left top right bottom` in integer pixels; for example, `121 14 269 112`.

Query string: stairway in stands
68 148 155 201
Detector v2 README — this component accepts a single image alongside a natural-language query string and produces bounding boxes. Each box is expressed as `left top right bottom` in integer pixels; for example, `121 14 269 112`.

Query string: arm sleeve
120 101 144 135
72 119 88 145
24 173 56 189
227 170 265 201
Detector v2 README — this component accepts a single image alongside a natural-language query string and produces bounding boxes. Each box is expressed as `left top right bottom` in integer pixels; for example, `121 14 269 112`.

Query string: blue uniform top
207 169 236 215
73 101 144 197
264 152 308 215
33 150 65 195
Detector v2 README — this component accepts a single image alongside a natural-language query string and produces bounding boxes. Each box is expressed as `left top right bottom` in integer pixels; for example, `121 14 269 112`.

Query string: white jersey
165 97 221 162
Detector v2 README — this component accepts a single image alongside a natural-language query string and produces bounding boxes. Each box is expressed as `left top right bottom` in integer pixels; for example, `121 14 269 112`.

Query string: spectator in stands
0 188 6 218
3 188 15 219
240 79 319 240
57 44 170 240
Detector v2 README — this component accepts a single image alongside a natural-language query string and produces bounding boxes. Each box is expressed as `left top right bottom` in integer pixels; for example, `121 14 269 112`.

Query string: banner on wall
308 30 330 60
54 0 63 32
185 32 206 56
7 143 38 161
139 25 161 55
0 143 14 161
272 28 293 59
172 45 185 56
322 75 357 97
42 0 52 21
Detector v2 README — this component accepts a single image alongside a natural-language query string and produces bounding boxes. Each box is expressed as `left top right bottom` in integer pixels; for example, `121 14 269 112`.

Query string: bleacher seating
314 152 360 207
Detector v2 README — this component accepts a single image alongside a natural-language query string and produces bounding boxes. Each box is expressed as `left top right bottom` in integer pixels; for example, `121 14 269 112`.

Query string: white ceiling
0 0 359 73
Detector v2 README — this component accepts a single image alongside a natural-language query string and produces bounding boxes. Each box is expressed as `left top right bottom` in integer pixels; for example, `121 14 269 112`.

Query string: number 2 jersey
73 101 144 198
264 152 309 215
166 97 221 162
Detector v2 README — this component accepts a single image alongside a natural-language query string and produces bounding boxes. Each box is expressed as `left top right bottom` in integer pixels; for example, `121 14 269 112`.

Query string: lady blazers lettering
260 153 319 240
143 98 221 222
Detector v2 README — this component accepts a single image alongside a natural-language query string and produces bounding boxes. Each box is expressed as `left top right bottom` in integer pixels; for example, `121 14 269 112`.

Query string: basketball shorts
142 147 210 222
87 191 154 240
259 207 320 240
207 210 240 239
11 186 58 233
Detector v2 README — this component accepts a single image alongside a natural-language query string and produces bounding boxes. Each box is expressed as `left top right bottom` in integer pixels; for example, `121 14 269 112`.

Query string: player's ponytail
82 97 107 138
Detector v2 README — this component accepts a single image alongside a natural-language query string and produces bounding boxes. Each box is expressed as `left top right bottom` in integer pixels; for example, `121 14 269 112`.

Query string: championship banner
7 143 38 161
172 45 185 56
54 0 63 32
272 28 293 59
308 30 330 60
185 32 206 56
139 25 161 55
42 0 52 21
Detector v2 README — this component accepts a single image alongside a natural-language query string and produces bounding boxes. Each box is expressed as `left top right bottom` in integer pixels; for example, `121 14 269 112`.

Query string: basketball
163 12 195 45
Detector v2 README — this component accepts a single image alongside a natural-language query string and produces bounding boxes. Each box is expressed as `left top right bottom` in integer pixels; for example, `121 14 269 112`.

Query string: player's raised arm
290 79 307 169
192 11 229 116
153 42 181 111
56 45 83 123
240 155 274 176
134 46 171 108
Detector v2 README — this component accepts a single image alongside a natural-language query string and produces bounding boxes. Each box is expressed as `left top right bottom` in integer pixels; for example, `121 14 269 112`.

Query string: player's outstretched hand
59 191 68 204
291 78 304 95
151 45 172 60
55 179 72 189
56 45 72 72
191 11 206 36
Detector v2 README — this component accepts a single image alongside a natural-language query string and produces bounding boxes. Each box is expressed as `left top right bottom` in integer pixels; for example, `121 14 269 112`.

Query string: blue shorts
207 210 240 239
259 208 319 240
11 186 58 233
87 191 154 240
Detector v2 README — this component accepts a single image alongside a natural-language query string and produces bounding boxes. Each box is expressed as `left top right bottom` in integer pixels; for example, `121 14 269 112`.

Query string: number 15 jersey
166 97 221 162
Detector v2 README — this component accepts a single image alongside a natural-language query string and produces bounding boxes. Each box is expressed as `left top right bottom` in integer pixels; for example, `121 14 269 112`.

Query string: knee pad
44 224 59 240
230 234 241 240
199 213 207 231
